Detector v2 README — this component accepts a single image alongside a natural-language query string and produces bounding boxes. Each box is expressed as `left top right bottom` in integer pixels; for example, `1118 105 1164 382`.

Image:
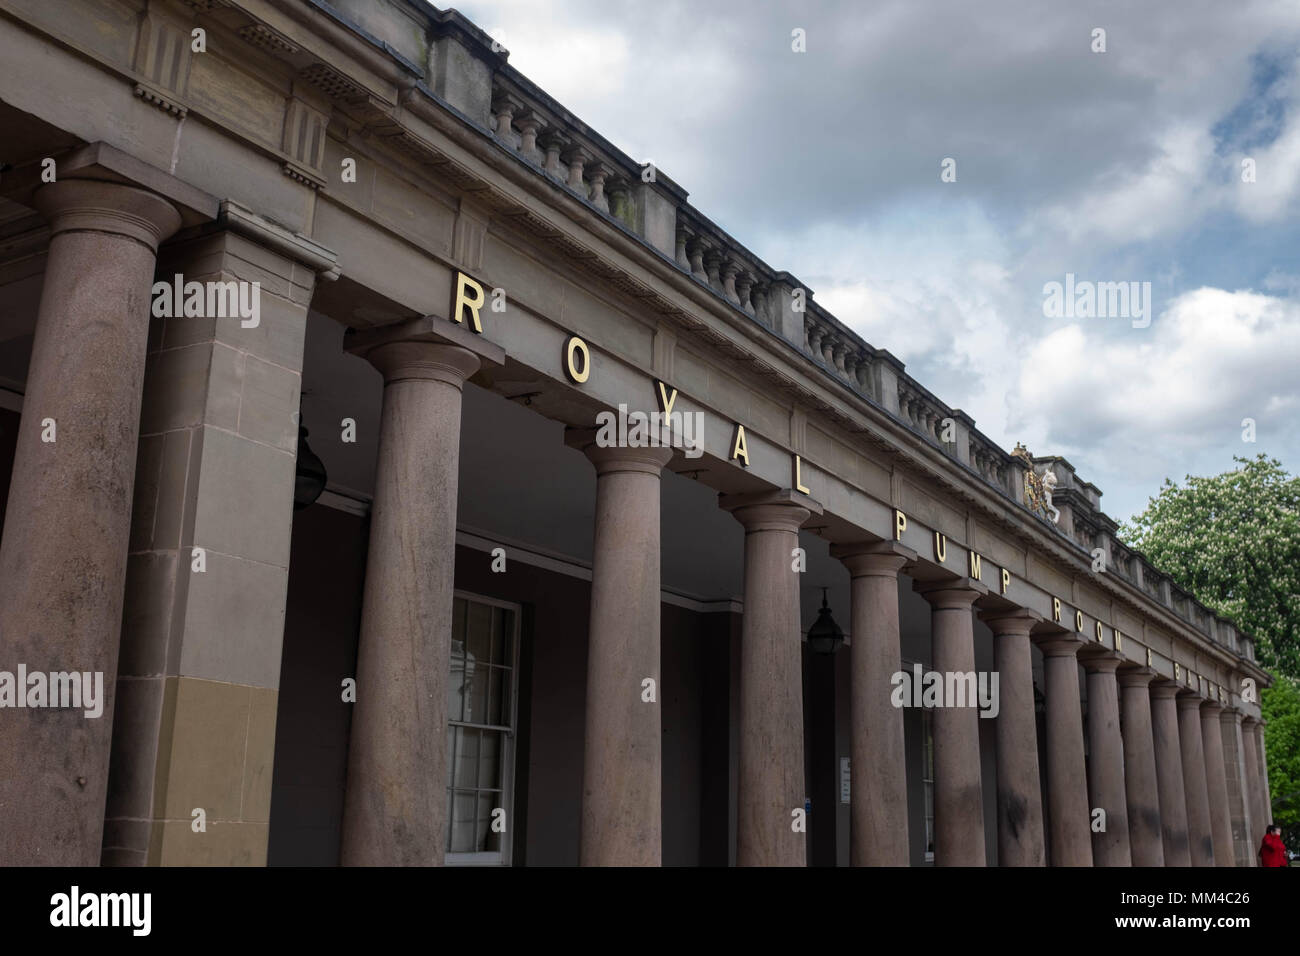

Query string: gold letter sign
564 336 590 384
452 271 485 333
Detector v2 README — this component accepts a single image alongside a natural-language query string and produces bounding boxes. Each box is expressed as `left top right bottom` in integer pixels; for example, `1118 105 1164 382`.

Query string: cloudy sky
454 0 1300 522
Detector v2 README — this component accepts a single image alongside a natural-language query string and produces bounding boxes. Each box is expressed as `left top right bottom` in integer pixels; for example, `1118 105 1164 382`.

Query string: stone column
1081 653 1131 866
1199 701 1235 867
1222 708 1255 866
831 541 916 866
916 582 987 866
1254 720 1272 832
0 179 180 865
1033 634 1092 866
568 437 673 866
1117 667 1164 866
340 321 502 865
722 490 820 866
1177 693 1215 866
1241 717 1266 846
1150 680 1191 865
979 609 1045 866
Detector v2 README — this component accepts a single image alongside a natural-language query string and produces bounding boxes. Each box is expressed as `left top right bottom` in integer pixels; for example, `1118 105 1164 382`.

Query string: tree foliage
1121 454 1300 678
1262 675 1300 847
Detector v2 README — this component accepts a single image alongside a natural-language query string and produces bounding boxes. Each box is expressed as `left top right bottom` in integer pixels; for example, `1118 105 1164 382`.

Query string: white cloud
1009 287 1300 515
1038 123 1221 244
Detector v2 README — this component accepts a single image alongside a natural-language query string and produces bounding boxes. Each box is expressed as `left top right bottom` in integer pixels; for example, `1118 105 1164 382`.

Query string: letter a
890 671 909 709
731 424 749 466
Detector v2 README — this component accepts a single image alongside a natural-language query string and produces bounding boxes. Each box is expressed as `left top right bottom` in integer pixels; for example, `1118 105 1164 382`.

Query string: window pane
451 791 476 853
922 712 934 778
449 657 468 722
477 793 500 853
445 790 453 852
478 731 501 789
467 602 491 665
467 658 488 724
451 599 466 658
446 727 457 787
491 607 507 667
487 667 504 726
457 728 480 785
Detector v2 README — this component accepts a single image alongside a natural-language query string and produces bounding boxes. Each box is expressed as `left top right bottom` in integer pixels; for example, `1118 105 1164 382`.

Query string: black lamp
807 587 844 655
293 410 327 510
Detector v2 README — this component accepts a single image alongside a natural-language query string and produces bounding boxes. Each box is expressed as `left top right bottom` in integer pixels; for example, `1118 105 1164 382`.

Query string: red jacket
1260 832 1288 867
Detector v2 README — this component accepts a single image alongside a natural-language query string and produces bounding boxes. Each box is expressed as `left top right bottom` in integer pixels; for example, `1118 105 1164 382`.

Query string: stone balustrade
969 431 1009 489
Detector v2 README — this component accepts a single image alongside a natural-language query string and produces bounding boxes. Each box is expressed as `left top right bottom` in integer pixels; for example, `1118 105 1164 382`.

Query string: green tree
1121 454 1300 847
1121 454 1300 678
1262 675 1300 850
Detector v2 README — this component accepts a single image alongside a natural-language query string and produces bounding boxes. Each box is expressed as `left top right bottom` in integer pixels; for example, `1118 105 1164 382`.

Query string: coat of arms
1012 443 1060 525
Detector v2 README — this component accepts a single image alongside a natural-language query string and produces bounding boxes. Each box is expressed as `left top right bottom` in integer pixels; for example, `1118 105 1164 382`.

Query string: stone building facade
0 0 1273 866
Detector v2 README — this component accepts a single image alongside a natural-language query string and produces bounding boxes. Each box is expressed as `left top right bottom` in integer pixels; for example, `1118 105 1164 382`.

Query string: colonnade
0 175 1273 868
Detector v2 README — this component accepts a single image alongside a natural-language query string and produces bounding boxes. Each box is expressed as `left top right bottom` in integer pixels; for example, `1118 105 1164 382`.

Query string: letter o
564 335 590 384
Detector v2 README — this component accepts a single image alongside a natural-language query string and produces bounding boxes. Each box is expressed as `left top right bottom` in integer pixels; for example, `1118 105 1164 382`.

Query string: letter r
452 272 485 333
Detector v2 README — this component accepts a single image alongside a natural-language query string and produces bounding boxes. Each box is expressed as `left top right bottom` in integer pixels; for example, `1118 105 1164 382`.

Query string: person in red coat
1259 824 1288 867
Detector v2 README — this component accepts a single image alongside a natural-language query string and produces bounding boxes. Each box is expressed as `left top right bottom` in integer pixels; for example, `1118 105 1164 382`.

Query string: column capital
830 540 915 577
1079 650 1123 673
1200 700 1224 718
914 579 986 609
565 428 675 476
1176 690 1207 711
362 340 481 387
978 607 1040 637
1242 714 1261 727
1031 631 1087 657
34 178 181 251
1149 679 1183 700
720 488 821 533
345 314 503 386
1117 665 1158 688
1220 705 1246 723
